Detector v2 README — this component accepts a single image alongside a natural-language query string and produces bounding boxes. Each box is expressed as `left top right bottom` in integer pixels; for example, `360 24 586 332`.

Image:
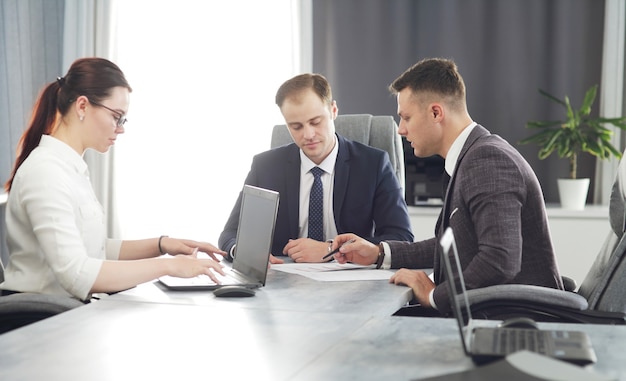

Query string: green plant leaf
523 84 625 178
579 85 597 116
565 96 576 122
525 120 564 128
538 89 567 107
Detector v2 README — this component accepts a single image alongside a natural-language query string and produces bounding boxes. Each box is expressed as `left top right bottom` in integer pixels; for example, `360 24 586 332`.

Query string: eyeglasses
88 99 128 128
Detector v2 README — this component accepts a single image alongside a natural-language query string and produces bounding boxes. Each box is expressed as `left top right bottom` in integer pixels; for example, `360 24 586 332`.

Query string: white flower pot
557 178 590 210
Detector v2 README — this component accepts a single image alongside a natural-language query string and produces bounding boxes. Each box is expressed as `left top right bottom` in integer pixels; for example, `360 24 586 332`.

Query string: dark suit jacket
387 125 564 312
219 134 414 258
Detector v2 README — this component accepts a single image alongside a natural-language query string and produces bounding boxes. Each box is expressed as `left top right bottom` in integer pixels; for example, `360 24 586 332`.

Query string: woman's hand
168 254 226 283
160 237 226 261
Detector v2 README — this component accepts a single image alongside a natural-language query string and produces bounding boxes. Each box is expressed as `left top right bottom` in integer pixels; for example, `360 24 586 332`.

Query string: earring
80 115 84 121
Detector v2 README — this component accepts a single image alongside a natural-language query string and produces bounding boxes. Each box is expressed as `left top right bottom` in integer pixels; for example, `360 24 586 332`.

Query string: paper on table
271 262 395 281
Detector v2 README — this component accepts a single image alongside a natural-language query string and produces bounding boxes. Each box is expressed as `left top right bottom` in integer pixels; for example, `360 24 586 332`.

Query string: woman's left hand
161 237 227 261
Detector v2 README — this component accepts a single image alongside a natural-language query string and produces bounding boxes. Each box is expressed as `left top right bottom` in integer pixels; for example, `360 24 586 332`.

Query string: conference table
0 264 625 380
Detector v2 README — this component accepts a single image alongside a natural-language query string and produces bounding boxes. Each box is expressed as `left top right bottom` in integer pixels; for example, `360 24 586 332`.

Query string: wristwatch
324 239 334 262
376 242 386 269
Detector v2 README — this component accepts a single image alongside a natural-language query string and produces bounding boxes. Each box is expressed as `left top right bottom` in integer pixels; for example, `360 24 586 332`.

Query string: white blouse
1 135 121 300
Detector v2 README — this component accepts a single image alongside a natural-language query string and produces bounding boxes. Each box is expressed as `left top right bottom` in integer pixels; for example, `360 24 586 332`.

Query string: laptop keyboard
493 329 547 354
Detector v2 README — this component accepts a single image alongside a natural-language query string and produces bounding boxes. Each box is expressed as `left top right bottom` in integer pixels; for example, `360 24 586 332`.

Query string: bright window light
114 1 301 243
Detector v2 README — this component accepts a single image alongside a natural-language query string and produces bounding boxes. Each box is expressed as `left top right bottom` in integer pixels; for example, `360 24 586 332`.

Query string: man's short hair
389 58 466 111
275 73 333 109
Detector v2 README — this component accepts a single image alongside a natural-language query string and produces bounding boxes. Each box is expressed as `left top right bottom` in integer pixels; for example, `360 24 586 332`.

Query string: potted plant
520 84 626 210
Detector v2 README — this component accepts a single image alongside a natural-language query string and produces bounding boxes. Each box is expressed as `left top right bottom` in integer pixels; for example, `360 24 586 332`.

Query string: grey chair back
270 114 405 192
578 170 626 313
585 236 626 312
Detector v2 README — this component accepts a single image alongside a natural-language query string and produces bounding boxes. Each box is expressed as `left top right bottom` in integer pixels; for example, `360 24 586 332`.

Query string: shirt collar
300 134 339 175
445 122 477 176
40 135 90 176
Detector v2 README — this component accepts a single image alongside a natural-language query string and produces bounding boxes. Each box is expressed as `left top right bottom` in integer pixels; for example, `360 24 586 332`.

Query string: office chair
395 236 626 324
397 166 626 325
458 157 626 325
0 256 84 334
270 114 405 192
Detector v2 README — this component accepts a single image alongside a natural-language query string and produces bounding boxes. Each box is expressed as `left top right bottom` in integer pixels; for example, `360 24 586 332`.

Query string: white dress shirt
298 135 339 241
1 135 122 300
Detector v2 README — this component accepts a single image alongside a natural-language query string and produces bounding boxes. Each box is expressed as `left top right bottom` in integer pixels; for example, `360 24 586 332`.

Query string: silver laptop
159 184 279 290
439 227 597 366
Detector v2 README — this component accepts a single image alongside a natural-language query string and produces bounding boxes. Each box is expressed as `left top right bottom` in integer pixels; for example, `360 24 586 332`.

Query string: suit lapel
441 125 490 228
332 135 349 228
285 146 301 239
435 125 490 283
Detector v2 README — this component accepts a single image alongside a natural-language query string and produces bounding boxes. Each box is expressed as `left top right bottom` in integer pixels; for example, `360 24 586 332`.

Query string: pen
322 239 356 260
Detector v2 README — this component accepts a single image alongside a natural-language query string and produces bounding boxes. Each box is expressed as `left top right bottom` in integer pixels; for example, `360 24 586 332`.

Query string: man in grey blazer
219 73 413 263
332 58 564 312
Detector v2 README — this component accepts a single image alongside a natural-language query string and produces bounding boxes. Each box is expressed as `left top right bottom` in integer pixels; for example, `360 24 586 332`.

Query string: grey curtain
0 0 65 186
312 0 606 204
0 0 65 265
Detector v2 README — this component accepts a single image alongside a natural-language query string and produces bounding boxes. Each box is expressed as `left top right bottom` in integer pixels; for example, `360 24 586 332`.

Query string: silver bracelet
158 235 168 254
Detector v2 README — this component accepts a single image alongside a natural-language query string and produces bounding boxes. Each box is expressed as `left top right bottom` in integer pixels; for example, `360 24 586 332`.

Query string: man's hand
282 238 329 263
331 233 378 265
269 254 285 264
389 269 435 307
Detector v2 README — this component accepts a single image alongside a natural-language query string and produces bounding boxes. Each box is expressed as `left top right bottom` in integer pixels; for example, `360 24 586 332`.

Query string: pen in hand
322 239 357 260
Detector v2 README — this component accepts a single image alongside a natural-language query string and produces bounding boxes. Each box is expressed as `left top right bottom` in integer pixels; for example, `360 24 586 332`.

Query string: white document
271 262 395 281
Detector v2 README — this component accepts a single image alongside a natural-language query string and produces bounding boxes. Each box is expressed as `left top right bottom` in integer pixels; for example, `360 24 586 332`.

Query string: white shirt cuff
428 289 437 310
380 241 391 269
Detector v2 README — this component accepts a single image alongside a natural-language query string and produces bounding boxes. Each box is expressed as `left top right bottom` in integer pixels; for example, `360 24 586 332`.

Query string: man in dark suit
332 58 564 311
218 73 413 263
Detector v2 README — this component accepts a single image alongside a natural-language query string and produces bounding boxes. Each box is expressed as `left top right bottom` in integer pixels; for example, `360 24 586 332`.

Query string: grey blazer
387 125 564 311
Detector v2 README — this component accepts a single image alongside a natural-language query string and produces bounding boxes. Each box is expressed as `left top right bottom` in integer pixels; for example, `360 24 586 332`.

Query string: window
114 1 303 242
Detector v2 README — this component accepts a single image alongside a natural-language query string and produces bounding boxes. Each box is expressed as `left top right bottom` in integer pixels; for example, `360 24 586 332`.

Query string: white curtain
113 1 306 243
63 0 121 237
595 0 626 204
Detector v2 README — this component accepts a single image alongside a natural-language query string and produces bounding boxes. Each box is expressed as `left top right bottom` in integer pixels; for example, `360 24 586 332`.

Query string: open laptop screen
440 227 477 355
232 185 279 285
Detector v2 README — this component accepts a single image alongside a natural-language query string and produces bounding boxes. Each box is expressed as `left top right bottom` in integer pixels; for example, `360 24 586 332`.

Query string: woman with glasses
1 57 225 301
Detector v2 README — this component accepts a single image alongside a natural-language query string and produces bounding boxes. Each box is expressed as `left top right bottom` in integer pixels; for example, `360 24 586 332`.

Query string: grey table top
1 267 625 380
100 265 414 317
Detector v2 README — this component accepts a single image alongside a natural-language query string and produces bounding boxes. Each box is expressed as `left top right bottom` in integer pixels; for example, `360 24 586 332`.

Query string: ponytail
4 81 61 192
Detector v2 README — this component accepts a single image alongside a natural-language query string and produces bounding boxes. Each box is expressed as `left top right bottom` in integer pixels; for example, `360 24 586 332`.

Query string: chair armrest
465 284 588 310
0 293 85 333
562 276 577 292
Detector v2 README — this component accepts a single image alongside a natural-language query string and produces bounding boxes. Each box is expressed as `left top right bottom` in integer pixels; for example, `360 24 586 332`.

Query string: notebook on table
438 227 597 366
159 184 279 290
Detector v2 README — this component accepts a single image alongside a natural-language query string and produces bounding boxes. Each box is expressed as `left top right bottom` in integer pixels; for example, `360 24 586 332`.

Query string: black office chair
0 258 84 334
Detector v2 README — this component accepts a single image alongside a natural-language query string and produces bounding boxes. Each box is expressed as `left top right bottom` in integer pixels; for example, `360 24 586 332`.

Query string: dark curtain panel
312 0 605 203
